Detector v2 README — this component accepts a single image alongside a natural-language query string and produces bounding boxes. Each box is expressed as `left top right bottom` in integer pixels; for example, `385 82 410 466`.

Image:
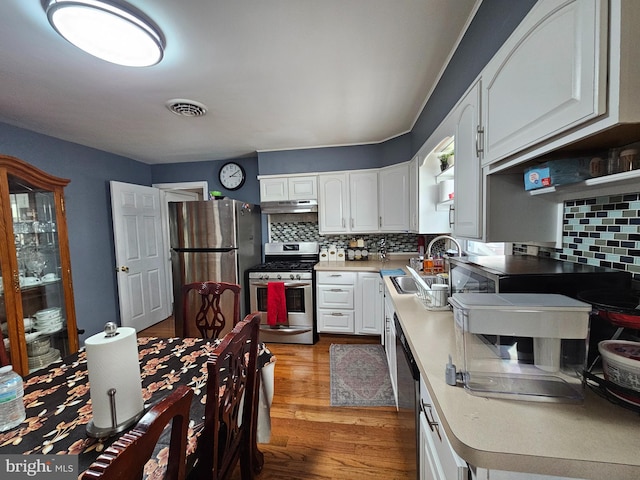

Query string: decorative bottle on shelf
0 365 26 432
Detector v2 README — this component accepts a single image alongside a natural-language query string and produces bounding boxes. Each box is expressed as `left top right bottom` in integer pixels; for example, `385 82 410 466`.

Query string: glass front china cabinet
0 155 78 377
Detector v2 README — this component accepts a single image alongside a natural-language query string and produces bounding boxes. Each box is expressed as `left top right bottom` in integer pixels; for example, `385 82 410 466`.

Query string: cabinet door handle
449 205 455 228
475 125 484 158
420 399 442 441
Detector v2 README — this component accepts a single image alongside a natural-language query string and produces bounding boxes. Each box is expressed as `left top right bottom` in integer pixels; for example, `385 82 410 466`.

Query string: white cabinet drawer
317 271 357 285
317 309 354 333
317 285 355 309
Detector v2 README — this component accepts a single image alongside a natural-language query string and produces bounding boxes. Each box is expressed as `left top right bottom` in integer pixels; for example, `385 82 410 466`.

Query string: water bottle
0 365 26 431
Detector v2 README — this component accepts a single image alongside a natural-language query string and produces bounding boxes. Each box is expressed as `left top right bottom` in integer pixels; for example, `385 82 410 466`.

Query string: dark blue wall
0 122 151 341
411 0 537 153
257 144 382 175
151 156 261 205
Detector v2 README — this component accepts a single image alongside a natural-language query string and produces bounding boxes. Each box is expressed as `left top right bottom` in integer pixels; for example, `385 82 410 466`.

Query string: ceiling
0 0 479 165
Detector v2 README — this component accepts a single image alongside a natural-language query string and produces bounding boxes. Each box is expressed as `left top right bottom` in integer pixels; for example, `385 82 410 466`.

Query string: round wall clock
218 162 246 190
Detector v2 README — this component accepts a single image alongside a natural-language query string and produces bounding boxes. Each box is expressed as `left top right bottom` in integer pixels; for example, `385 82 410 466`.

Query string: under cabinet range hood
260 199 318 214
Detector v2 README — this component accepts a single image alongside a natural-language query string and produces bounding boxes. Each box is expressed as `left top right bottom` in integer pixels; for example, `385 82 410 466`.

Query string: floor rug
330 343 396 407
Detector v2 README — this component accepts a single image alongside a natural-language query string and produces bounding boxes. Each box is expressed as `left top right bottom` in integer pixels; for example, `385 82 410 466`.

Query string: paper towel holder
86 322 145 439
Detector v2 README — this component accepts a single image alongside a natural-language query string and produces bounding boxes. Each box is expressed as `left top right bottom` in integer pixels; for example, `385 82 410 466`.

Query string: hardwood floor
140 318 416 480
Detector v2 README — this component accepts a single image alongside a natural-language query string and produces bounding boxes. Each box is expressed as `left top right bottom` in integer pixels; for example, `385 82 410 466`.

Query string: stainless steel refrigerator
169 199 261 337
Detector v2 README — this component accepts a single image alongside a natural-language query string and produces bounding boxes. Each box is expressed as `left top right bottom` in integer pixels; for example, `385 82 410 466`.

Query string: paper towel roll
85 326 144 429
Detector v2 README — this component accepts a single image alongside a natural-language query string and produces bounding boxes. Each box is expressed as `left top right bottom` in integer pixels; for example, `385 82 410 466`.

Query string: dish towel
267 282 288 326
380 269 406 276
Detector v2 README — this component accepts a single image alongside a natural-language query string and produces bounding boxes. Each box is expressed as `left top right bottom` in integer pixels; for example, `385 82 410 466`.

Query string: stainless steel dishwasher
394 313 419 479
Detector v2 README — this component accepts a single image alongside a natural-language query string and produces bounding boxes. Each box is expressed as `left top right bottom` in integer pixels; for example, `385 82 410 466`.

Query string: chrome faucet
426 235 462 258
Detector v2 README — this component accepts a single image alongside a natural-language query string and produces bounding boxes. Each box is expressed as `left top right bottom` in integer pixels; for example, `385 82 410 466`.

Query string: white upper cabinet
318 173 349 233
318 171 378 234
288 176 317 199
481 0 607 166
453 79 483 239
408 156 419 232
378 163 409 232
349 171 379 232
259 175 317 202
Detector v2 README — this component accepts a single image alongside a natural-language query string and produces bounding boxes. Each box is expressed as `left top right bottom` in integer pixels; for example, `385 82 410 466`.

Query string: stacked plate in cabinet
26 334 60 372
34 307 64 334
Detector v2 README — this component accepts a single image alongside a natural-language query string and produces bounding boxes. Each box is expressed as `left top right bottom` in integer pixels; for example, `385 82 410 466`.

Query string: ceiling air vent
166 99 207 117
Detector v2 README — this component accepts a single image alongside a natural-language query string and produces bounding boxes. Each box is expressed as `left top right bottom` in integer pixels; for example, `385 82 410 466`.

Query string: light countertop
314 256 412 272
317 260 640 479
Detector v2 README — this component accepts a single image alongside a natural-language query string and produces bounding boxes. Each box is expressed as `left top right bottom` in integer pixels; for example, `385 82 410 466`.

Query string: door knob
116 266 130 272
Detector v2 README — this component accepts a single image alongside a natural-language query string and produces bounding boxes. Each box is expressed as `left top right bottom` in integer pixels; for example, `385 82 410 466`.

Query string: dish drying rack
406 266 450 311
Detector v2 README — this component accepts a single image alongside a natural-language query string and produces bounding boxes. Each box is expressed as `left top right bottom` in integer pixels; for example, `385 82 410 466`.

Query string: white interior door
110 181 170 331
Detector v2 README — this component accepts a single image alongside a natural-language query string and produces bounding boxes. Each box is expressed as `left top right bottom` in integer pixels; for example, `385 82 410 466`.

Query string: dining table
0 336 276 478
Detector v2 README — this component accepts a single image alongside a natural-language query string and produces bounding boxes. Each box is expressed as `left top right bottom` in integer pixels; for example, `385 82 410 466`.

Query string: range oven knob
261 274 269 280
276 274 282 280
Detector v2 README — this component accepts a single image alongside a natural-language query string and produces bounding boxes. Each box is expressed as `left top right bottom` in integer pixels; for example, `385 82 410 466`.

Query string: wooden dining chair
192 312 263 480
181 282 241 339
82 385 194 480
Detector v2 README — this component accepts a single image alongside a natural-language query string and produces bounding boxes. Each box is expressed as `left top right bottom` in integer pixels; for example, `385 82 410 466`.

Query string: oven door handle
251 282 310 288
259 326 313 335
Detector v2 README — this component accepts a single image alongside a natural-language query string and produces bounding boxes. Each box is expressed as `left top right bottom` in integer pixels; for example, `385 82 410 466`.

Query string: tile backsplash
267 213 449 255
269 192 640 282
515 193 640 281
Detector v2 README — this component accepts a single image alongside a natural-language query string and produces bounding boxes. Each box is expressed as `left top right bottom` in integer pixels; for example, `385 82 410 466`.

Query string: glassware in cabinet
0 155 78 376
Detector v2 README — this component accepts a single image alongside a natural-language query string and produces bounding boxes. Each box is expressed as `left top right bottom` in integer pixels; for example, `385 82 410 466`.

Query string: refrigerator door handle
172 247 236 253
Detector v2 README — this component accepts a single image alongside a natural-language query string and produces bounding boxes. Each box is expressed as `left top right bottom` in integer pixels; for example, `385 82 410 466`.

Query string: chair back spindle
182 282 241 339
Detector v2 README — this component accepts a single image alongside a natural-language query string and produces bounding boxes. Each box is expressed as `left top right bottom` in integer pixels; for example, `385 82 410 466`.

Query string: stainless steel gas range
246 242 319 344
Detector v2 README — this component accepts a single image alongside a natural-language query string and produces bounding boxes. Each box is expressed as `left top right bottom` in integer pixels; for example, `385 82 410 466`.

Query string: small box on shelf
524 157 596 191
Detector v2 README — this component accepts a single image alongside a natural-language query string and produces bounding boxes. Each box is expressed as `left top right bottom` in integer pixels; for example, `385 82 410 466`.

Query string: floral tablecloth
0 336 274 477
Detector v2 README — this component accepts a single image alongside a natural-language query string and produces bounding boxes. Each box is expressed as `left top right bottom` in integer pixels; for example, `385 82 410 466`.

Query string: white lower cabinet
317 271 356 333
356 272 383 335
419 376 468 480
317 270 383 335
384 287 397 404
474 469 585 480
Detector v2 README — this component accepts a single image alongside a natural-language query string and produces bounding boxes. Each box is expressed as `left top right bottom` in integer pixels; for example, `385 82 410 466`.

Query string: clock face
218 162 246 190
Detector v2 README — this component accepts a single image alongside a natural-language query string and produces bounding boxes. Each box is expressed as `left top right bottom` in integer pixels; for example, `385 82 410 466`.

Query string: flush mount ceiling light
44 0 165 67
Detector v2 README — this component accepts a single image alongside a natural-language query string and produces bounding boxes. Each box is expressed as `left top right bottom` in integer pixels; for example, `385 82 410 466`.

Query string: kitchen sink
390 275 445 294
